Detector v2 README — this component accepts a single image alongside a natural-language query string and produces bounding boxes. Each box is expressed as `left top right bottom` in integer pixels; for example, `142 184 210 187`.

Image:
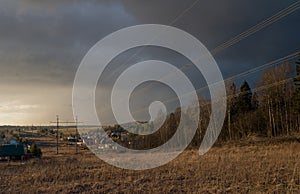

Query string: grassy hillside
0 133 300 193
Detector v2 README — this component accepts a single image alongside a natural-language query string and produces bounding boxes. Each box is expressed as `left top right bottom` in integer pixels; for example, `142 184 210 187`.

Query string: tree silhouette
236 81 253 114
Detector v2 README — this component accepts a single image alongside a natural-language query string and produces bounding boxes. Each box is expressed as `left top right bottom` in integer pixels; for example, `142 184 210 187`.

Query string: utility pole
75 116 78 154
56 115 59 154
49 115 60 154
50 115 82 155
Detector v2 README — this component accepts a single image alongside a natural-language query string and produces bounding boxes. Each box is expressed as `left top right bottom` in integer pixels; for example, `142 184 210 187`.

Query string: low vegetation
0 134 299 193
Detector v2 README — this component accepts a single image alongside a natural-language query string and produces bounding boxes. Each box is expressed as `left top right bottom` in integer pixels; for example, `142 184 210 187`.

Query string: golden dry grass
0 134 300 193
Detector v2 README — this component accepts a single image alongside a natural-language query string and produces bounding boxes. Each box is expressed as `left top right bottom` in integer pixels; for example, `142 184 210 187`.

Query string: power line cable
130 52 298 115
211 1 300 55
131 1 300 97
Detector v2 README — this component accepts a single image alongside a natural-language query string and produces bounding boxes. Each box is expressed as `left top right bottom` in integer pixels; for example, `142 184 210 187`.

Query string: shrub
30 144 42 158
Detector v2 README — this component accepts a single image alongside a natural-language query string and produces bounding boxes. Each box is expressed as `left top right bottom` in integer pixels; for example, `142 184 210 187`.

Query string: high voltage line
204 77 294 105
167 52 298 105
129 1 300 97
93 2 300 122
211 0 300 55
200 52 299 92
132 77 295 116
79 74 296 126
108 1 300 82
100 75 294 124
94 52 298 124
130 51 298 115
224 52 298 82
187 77 294 108
99 51 298 122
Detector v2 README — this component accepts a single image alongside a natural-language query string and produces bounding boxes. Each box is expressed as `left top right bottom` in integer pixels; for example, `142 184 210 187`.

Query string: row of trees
152 53 300 147
217 53 300 142
116 53 300 149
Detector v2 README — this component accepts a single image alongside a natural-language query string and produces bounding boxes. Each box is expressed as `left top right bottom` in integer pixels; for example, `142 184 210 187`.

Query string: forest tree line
145 53 300 148
111 53 300 150
220 53 300 141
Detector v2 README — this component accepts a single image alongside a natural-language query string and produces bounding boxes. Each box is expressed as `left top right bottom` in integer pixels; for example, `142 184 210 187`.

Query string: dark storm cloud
0 0 138 124
1 0 299 86
0 0 299 124
121 0 300 81
0 0 137 86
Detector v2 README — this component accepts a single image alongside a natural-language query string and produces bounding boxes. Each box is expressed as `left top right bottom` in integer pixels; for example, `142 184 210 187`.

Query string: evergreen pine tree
236 81 253 113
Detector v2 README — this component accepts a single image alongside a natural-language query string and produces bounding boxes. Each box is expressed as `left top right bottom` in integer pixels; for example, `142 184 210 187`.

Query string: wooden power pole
50 115 82 154
56 115 59 154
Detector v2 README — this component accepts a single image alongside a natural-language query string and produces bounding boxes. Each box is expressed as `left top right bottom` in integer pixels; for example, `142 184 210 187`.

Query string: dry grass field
1 134 300 193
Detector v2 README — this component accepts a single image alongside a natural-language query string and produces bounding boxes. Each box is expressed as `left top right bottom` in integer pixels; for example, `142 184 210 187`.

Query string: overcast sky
0 0 299 125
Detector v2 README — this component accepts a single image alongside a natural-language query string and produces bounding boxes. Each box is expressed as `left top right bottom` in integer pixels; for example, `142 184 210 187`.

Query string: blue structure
0 144 25 160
